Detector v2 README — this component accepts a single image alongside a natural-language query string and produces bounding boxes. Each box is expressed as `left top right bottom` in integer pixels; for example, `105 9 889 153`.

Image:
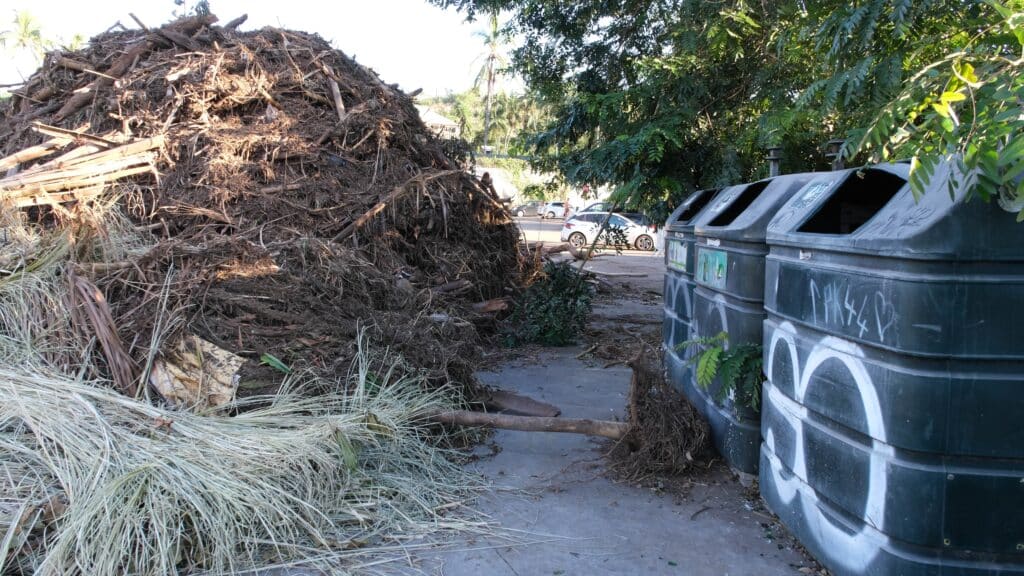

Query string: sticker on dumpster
696 248 728 289
793 181 832 209
667 239 688 272
710 191 737 213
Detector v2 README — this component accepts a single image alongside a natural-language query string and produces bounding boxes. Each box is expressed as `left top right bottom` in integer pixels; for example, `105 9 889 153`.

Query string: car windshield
623 213 650 226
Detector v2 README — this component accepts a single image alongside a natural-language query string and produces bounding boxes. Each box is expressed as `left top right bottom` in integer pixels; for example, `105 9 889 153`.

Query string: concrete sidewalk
424 349 813 576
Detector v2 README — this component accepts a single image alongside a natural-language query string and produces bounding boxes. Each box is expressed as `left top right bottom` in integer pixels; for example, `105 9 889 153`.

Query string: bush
503 261 593 346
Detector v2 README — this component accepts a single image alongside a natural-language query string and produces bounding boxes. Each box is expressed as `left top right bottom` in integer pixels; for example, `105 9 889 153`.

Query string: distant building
415 107 461 139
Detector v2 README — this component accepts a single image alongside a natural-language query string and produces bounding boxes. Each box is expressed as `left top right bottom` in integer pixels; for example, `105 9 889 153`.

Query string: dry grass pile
0 13 522 396
0 334 483 575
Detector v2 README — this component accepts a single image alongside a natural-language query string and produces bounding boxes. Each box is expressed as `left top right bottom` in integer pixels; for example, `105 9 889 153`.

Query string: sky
0 0 501 97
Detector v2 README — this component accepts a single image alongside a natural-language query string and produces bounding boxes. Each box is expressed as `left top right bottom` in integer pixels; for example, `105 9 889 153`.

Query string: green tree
0 10 50 62
429 1 835 218
806 1 1023 210
472 11 510 151
428 0 1024 220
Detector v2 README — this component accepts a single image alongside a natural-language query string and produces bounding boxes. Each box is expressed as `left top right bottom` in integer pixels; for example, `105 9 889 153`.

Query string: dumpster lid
665 188 721 232
767 162 1024 260
692 173 817 242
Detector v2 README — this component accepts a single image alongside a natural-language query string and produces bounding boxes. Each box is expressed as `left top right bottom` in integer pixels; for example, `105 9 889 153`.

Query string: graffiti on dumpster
807 278 898 344
762 321 890 574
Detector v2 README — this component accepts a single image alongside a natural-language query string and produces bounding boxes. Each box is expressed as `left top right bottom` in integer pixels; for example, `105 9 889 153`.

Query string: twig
258 182 305 194
331 170 458 242
128 13 149 31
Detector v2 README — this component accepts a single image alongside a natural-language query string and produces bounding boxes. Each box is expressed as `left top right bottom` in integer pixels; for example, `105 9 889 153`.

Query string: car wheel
635 234 655 251
516 210 525 217
568 232 587 249
545 211 556 219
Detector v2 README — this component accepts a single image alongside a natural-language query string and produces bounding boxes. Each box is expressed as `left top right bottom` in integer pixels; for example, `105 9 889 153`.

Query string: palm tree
0 11 50 62
472 12 508 152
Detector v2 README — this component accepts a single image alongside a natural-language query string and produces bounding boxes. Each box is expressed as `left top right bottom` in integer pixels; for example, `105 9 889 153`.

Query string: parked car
580 201 620 213
560 212 657 251
510 200 543 217
541 201 567 219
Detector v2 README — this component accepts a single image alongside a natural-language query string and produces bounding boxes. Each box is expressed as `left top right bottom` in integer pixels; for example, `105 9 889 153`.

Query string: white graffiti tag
809 279 897 343
763 321 890 573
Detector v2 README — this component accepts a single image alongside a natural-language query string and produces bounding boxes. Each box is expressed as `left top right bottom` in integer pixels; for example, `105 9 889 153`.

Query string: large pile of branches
0 14 521 397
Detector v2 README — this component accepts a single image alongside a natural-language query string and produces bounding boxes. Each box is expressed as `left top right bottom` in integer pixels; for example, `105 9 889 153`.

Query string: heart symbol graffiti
873 293 897 343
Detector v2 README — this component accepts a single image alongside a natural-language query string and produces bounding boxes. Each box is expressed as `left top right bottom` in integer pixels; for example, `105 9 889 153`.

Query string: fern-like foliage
677 332 764 412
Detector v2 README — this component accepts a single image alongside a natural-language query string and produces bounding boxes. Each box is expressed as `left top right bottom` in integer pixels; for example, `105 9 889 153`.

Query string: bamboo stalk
0 136 162 191
11 186 106 207
4 157 145 187
24 144 105 173
128 12 150 31
0 137 73 172
32 123 119 148
1 161 156 206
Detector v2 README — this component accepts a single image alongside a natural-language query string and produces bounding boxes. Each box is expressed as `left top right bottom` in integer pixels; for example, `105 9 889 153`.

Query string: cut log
224 14 249 31
431 410 627 439
483 389 561 417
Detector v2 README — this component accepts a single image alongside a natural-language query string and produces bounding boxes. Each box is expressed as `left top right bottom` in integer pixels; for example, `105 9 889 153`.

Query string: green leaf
1002 161 1024 184
259 353 292 374
940 90 966 104
696 347 722 388
334 432 359 472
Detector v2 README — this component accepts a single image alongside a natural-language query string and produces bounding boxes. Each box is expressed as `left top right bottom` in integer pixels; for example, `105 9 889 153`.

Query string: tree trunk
483 55 495 150
432 410 627 440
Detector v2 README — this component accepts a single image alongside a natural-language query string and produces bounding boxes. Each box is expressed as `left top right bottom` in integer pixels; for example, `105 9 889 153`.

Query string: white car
560 212 657 251
541 201 567 219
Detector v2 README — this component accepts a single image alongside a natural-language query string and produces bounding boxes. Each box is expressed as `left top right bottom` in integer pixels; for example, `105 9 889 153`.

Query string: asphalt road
514 215 564 243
